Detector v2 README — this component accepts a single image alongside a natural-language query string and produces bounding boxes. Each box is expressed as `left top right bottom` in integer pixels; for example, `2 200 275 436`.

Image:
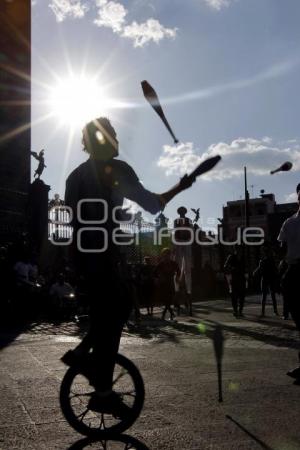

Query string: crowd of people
1 235 297 329
224 245 284 319
0 239 77 322
0 229 214 326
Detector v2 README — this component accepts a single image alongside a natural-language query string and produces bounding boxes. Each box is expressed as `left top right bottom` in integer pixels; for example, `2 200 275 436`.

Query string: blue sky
31 0 300 230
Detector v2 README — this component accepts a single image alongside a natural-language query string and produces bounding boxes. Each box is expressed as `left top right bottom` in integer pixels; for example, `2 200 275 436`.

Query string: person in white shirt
14 252 39 286
14 252 34 287
278 185 300 382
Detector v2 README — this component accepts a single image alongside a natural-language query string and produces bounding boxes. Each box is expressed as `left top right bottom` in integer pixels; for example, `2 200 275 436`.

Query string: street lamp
244 167 250 228
243 167 252 284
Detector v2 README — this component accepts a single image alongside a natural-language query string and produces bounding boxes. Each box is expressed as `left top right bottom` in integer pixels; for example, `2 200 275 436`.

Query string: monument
29 150 50 252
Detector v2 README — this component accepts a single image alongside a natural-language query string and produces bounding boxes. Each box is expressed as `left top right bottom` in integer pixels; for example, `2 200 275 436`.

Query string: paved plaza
0 296 299 450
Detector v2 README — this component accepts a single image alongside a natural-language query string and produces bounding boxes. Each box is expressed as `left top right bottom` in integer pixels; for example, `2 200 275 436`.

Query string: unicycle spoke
121 390 136 397
99 413 106 430
77 408 89 422
70 392 93 399
113 368 127 385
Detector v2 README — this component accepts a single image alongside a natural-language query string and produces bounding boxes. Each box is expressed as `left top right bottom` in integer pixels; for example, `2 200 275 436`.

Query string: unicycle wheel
60 353 145 437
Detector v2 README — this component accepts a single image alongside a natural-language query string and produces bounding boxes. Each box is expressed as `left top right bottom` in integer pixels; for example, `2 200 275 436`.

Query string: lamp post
244 166 250 229
243 167 251 282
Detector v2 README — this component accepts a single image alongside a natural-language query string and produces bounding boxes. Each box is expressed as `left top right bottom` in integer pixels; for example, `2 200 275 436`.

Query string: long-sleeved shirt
65 157 163 266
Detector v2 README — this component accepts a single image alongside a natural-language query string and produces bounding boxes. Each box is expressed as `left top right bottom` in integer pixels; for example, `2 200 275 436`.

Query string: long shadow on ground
193 303 296 331
226 415 275 450
125 313 298 351
68 434 149 450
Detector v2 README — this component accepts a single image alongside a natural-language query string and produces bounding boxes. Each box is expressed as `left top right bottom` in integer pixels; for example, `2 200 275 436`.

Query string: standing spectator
278 184 300 382
224 248 247 318
202 262 215 298
50 273 75 318
50 273 75 303
127 264 141 324
139 256 155 316
253 247 279 317
14 253 30 286
155 248 180 321
278 259 289 320
28 253 39 284
173 206 194 315
13 250 37 318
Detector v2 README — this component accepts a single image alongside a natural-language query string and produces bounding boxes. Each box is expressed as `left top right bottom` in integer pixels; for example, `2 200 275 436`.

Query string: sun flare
48 75 111 128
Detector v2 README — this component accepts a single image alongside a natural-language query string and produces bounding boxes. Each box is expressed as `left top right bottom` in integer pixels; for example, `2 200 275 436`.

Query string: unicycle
60 353 145 437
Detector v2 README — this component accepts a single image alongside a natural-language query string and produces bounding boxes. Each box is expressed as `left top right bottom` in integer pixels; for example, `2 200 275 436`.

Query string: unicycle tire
60 353 145 437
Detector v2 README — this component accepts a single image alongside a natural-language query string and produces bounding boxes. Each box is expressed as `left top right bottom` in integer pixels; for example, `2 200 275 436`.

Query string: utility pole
244 167 250 228
244 167 250 279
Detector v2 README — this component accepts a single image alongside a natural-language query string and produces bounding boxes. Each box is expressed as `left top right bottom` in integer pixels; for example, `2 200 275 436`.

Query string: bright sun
48 75 110 128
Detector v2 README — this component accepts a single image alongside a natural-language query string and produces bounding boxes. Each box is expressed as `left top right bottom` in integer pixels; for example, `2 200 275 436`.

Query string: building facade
222 193 297 244
0 0 31 240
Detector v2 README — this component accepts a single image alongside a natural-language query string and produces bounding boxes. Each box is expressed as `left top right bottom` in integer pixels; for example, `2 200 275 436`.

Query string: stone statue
49 193 64 208
191 208 200 225
31 149 46 179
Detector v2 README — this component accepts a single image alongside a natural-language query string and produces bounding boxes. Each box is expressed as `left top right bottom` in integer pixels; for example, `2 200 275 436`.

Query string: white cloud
49 0 88 22
48 0 177 47
285 192 298 203
158 142 202 176
94 1 177 47
94 0 127 32
157 138 300 181
204 0 231 10
122 19 177 47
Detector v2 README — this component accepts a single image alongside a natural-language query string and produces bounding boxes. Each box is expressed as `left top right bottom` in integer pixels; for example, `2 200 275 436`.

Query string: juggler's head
82 117 119 161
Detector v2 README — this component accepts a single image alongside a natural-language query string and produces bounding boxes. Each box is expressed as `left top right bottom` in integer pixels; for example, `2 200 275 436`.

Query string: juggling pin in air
141 80 179 144
187 155 221 182
270 161 293 175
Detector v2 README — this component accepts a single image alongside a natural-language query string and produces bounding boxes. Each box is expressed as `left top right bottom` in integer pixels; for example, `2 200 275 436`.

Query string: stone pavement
0 295 300 450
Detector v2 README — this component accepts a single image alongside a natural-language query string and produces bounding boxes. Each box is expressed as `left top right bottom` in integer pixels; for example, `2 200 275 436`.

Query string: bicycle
60 353 145 437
